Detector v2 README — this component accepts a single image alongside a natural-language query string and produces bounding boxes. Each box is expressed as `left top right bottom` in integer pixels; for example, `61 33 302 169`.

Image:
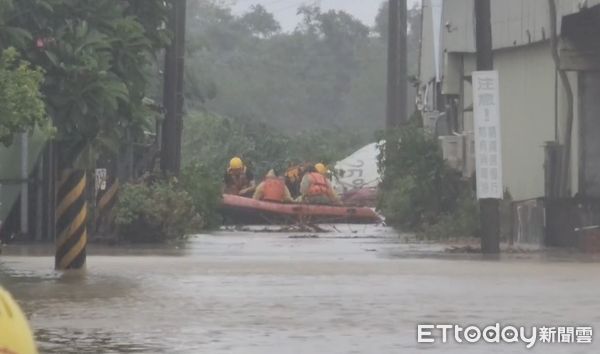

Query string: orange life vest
262 177 286 202
226 167 249 194
307 172 329 196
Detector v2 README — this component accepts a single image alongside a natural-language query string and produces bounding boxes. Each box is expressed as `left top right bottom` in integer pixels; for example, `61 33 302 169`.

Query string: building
419 0 600 245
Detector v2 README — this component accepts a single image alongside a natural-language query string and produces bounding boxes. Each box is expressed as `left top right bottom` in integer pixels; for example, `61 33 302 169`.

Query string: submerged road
1 225 599 353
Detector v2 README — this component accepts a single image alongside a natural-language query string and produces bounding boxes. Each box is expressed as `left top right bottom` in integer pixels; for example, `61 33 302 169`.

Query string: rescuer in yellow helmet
298 163 341 205
223 156 256 197
0 287 38 354
314 163 327 175
284 162 312 198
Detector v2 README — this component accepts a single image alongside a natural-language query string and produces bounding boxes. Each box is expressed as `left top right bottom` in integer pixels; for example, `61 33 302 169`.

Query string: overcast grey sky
231 0 420 31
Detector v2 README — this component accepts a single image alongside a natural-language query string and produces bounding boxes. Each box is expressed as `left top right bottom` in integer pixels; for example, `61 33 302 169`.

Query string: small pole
20 133 29 236
386 0 399 130
35 154 43 241
398 0 408 126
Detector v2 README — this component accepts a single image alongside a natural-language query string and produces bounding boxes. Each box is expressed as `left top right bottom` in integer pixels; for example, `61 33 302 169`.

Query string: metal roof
439 0 600 53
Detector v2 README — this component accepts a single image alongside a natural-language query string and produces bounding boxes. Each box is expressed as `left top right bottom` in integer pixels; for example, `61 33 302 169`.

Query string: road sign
95 168 107 191
473 70 503 199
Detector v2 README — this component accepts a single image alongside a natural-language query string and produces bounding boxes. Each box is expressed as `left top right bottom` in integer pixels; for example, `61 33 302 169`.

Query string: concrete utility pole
20 133 28 236
474 0 500 254
385 0 408 170
386 0 408 130
161 0 187 175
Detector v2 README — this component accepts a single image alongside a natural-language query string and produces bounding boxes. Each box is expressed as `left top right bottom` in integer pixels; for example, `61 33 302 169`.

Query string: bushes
378 122 479 239
114 180 202 243
114 163 224 243
180 163 223 229
419 188 480 240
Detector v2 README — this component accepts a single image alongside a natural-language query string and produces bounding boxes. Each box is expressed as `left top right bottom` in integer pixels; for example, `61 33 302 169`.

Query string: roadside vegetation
378 116 479 240
0 47 50 146
115 180 202 243
182 111 366 179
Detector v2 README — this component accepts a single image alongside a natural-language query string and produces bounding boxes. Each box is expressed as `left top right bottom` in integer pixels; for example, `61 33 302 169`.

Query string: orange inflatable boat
221 194 381 224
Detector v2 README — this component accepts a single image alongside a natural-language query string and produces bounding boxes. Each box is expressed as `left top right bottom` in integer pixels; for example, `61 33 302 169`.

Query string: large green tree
3 0 169 166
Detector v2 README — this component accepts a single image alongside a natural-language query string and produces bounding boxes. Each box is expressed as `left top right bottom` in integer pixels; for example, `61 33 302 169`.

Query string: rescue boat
221 194 382 224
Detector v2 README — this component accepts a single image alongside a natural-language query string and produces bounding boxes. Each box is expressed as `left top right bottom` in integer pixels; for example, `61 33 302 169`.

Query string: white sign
95 168 107 191
332 143 381 194
473 71 503 199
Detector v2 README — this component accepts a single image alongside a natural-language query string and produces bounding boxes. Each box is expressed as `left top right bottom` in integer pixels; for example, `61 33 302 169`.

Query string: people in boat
284 162 312 198
0 287 39 354
253 169 294 203
223 156 256 197
298 163 342 205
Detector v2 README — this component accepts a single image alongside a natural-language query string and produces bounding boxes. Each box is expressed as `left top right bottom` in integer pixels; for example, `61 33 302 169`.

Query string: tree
3 0 170 166
183 1 388 136
240 5 280 38
0 47 48 146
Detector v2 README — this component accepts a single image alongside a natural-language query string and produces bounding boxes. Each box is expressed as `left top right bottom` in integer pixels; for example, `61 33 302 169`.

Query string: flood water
1 225 600 353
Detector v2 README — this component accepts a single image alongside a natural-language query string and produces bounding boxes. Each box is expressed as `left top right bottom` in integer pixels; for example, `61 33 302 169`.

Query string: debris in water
256 224 330 233
288 235 319 239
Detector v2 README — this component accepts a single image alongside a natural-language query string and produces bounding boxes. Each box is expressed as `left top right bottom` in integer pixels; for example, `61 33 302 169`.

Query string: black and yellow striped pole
55 169 87 270
95 175 119 235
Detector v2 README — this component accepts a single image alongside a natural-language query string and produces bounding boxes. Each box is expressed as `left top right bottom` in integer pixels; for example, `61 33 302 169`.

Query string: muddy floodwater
1 225 600 353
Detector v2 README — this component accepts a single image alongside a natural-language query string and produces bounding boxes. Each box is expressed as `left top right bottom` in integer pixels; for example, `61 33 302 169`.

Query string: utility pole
474 0 500 254
161 0 187 175
386 0 408 130
385 0 408 172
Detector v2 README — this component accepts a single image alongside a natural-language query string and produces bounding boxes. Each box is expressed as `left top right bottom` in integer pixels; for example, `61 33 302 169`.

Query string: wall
579 72 600 197
485 42 557 200
440 0 600 54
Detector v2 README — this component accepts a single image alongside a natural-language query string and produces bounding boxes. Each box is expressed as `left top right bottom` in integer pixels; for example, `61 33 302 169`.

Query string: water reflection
36 328 164 354
1 229 599 353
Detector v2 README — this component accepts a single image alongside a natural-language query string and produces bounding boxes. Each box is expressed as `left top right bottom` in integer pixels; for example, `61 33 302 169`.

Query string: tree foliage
182 111 366 179
114 180 203 243
183 1 404 135
2 0 169 165
378 119 478 238
0 47 48 146
239 5 281 38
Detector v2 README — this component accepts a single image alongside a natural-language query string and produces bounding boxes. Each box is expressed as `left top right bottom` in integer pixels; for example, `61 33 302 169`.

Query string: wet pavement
1 225 599 353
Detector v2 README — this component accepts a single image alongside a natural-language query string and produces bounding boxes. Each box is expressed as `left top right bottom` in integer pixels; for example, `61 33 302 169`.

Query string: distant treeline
171 0 421 139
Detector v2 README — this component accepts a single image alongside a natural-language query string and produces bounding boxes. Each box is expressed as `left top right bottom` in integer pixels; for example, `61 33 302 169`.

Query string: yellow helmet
315 163 327 175
0 288 38 354
229 157 244 170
